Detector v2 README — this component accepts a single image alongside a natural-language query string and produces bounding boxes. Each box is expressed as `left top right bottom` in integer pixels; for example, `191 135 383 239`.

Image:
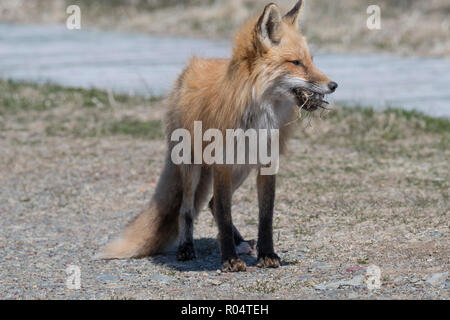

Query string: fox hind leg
177 165 201 261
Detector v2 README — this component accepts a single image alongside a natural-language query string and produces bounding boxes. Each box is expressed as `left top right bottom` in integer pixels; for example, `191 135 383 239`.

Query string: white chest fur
241 95 295 131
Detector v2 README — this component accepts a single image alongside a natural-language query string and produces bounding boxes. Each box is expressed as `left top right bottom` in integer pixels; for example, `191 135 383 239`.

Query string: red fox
97 0 337 271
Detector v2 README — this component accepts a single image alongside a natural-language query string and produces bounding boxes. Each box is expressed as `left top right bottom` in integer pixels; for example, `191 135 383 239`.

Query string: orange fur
97 1 335 261
166 10 330 136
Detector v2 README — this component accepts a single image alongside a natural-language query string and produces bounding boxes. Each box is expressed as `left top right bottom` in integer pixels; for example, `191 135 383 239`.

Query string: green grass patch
100 118 164 139
327 105 450 135
384 108 450 134
2 79 449 145
300 105 450 158
46 118 164 139
0 79 161 115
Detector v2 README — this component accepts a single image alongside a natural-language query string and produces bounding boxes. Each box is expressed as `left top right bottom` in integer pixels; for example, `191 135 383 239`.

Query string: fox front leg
208 166 256 256
256 172 280 268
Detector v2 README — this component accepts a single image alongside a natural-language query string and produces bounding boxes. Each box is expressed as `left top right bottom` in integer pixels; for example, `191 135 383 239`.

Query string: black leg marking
213 167 246 272
209 197 256 256
177 166 200 261
256 173 280 268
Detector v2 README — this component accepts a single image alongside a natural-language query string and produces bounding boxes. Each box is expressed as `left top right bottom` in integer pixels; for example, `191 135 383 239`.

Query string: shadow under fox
97 0 337 271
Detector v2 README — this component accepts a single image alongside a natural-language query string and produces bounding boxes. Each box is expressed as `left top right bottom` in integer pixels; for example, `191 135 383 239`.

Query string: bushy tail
96 154 183 259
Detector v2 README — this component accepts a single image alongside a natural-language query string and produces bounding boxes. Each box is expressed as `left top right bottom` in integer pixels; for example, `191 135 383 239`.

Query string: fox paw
236 239 257 256
221 258 247 272
256 253 280 268
176 243 196 261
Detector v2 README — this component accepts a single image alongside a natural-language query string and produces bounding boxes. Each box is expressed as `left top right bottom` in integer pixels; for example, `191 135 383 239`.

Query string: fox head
232 0 337 110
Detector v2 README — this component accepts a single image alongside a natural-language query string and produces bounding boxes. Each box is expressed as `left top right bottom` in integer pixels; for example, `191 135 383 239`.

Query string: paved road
1 23 449 117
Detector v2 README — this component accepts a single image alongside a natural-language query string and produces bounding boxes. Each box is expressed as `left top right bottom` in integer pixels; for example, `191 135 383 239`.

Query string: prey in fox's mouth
292 88 329 112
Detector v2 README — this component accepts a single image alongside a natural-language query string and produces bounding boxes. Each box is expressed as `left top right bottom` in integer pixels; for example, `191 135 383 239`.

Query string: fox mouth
292 88 329 112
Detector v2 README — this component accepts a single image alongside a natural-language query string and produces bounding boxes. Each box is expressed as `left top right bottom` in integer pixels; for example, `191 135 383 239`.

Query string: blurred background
2 0 450 56
0 0 450 116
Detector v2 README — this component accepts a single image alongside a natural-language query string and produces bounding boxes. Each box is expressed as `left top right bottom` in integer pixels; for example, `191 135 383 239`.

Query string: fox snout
328 81 338 93
290 79 338 96
292 79 338 112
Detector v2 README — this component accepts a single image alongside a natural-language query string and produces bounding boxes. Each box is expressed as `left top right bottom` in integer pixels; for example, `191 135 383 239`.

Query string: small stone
211 280 222 286
151 274 174 284
314 275 364 290
425 272 448 286
314 263 333 271
348 292 359 299
347 275 364 287
314 284 328 290
393 276 404 284
96 274 118 281
346 266 365 273
427 231 441 238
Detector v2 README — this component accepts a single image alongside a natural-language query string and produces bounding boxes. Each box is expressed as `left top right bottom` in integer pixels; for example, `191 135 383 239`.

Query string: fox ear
256 3 282 49
283 0 304 27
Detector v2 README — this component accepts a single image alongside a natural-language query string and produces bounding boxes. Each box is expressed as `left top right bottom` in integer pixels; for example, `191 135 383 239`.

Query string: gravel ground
0 81 448 299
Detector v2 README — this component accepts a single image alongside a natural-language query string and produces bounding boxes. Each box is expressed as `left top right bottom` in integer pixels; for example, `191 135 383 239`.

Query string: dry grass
1 0 449 57
0 79 448 299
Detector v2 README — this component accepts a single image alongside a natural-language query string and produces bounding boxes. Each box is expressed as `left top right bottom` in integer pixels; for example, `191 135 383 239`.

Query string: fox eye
290 60 303 67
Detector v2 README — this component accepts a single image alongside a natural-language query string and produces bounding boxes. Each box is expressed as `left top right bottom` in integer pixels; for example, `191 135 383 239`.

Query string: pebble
314 275 364 290
96 274 118 281
210 280 222 286
151 274 175 284
393 276 404 284
425 272 448 286
409 275 422 283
